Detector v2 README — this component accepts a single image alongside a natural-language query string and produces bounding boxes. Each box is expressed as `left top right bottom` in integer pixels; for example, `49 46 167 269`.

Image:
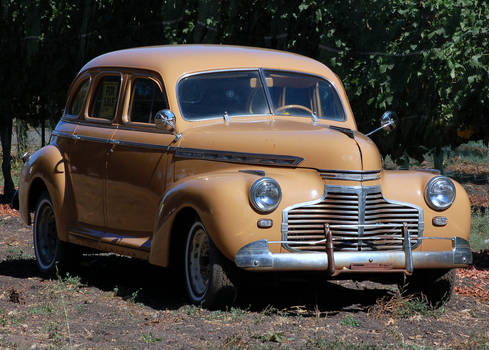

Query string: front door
106 74 173 240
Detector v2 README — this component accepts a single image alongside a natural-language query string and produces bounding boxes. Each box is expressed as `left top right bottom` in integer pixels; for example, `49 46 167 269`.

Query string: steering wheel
275 104 314 115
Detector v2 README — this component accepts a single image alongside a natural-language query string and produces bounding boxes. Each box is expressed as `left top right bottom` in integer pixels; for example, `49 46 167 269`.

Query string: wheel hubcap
36 203 57 267
187 225 210 298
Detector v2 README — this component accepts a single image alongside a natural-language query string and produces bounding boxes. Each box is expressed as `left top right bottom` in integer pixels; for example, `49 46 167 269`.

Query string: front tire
33 192 68 276
184 221 237 309
399 269 456 307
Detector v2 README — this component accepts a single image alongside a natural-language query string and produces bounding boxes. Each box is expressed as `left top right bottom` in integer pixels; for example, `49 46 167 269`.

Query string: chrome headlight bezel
424 176 456 211
249 177 282 213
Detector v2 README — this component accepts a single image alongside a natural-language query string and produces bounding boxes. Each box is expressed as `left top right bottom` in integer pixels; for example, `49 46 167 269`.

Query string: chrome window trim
122 74 170 125
281 185 424 252
86 72 124 122
262 68 347 122
60 118 170 134
259 68 276 114
176 68 347 122
63 75 92 120
176 68 272 121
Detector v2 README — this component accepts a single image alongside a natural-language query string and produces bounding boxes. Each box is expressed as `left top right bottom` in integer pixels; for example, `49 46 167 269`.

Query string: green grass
340 315 360 327
252 330 285 344
142 332 162 344
470 211 489 251
306 337 382 350
447 140 488 166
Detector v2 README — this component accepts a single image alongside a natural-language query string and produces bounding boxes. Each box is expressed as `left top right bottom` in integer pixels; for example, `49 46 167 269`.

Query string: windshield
178 69 345 121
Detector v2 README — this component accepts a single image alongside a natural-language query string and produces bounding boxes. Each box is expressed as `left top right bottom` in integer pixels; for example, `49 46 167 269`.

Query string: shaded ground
0 214 488 349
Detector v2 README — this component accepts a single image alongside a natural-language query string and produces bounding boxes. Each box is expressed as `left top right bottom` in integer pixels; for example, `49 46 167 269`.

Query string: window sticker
99 81 119 119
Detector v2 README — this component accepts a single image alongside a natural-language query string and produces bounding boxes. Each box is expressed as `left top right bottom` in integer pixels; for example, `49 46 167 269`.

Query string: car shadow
0 253 400 315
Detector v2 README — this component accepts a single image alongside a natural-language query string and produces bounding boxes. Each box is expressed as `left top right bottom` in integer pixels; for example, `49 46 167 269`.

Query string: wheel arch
148 173 256 267
167 206 200 269
19 145 70 241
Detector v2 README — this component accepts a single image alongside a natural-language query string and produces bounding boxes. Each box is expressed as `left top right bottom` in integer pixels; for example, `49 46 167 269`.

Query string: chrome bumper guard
234 235 472 274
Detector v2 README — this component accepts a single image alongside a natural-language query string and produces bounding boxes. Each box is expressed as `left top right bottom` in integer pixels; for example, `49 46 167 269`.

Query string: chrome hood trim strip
173 147 303 167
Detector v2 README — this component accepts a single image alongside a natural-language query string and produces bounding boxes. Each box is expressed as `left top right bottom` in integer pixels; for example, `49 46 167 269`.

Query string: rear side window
89 75 121 120
129 78 168 123
67 79 89 116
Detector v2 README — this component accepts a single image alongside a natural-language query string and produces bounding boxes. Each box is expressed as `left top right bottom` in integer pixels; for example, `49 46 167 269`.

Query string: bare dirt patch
0 214 488 349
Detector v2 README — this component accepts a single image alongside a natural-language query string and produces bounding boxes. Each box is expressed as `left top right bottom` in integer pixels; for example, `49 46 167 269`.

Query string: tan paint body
19 45 471 271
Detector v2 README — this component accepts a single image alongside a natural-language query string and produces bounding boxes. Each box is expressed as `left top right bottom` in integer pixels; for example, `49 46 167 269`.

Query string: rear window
67 79 90 116
89 75 122 120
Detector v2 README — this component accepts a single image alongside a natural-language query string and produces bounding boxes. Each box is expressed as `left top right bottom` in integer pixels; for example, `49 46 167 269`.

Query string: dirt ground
0 214 488 350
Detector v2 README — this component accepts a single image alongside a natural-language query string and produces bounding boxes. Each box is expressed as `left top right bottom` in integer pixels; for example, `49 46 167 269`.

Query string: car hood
177 119 382 171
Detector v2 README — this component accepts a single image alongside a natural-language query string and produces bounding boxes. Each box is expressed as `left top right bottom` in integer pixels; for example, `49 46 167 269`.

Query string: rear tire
184 221 237 309
399 269 456 308
33 192 76 276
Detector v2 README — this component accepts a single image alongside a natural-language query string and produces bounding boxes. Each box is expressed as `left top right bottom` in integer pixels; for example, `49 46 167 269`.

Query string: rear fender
19 145 70 241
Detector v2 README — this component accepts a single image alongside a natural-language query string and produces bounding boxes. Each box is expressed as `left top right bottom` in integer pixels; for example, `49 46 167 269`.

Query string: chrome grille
283 186 422 252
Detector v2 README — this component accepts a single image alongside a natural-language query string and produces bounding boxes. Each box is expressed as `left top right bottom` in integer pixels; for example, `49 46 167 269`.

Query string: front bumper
234 236 472 274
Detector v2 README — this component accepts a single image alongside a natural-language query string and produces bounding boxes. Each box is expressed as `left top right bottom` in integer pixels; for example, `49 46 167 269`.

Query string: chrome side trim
109 139 170 152
173 147 303 166
52 130 105 143
52 129 303 166
52 130 74 139
69 227 151 252
234 237 472 272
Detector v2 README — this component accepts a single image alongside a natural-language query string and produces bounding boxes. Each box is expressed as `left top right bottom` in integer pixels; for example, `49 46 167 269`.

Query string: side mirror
155 109 176 132
380 111 396 131
365 111 397 136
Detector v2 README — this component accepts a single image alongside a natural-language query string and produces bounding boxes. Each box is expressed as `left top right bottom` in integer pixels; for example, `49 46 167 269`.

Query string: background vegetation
1 0 488 197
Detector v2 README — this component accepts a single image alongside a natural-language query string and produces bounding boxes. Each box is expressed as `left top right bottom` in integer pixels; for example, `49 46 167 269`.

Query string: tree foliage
1 0 488 196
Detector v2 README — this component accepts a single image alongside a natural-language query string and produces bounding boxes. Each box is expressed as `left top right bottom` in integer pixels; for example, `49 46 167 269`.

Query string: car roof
80 45 335 81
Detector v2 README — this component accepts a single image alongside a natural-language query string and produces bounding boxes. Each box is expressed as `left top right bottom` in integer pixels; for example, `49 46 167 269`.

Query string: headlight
249 177 282 213
424 176 456 211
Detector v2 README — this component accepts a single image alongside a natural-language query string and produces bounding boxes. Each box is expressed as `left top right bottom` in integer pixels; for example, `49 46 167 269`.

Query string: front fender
149 168 324 266
381 170 471 251
19 145 70 241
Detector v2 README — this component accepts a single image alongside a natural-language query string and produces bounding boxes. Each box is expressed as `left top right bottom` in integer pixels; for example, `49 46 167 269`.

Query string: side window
89 75 121 120
129 78 168 123
67 79 89 116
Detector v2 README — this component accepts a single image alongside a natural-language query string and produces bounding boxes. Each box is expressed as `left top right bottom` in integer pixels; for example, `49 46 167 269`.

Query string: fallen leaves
0 204 19 217
456 263 489 302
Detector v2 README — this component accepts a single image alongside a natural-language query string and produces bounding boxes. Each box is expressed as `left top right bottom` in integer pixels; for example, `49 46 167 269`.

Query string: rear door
69 72 122 229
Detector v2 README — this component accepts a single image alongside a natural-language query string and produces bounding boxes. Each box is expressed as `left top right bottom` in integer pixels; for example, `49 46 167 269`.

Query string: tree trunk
433 149 444 174
41 117 45 147
0 118 15 200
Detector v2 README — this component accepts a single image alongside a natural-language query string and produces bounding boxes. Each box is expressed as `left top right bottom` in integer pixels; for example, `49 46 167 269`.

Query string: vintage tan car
17 45 472 308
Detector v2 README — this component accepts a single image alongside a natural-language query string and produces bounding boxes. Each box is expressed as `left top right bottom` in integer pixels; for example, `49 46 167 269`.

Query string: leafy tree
1 0 488 200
